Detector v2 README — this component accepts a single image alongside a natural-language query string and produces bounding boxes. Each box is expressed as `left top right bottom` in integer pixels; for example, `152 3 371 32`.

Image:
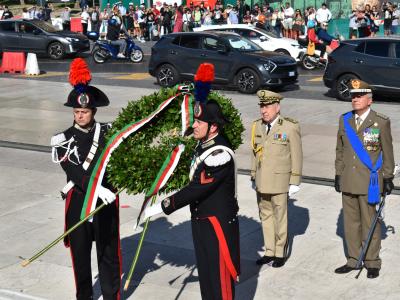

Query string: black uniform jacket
161 134 240 273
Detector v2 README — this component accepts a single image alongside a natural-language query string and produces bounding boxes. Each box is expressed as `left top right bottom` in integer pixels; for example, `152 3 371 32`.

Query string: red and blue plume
69 58 91 94
194 63 214 103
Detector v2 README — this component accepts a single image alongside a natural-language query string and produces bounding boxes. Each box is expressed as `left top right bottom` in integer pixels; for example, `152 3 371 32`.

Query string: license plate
289 71 295 77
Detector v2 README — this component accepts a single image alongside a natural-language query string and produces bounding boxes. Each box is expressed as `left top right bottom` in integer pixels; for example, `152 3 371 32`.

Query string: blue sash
343 112 382 204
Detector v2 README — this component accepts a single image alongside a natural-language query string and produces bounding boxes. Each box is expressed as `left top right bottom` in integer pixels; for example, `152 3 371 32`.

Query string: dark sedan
149 31 298 94
324 37 400 101
0 19 90 59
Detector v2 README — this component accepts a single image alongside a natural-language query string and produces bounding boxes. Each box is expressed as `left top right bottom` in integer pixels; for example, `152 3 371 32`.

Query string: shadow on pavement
91 215 265 299
286 198 310 260
335 206 394 260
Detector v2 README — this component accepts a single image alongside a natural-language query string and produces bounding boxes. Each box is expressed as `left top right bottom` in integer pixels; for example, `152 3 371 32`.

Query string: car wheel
92 47 107 64
275 49 290 56
130 49 144 63
156 64 180 87
47 42 65 60
301 55 316 70
235 68 261 94
335 74 359 101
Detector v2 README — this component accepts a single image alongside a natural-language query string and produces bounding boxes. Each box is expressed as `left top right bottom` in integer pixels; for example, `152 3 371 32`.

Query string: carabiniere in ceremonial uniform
143 63 240 300
51 59 121 300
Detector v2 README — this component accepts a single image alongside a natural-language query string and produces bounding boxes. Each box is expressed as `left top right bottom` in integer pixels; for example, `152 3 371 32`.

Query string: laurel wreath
106 86 245 195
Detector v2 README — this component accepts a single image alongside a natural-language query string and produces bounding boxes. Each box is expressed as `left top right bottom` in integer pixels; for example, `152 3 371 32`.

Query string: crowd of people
1 1 399 42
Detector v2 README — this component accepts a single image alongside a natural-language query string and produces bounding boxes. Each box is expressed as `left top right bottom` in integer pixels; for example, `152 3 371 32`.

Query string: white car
194 24 305 61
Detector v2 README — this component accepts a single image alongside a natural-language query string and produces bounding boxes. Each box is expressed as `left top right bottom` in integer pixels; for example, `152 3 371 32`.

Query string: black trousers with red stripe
191 217 239 300
66 190 121 300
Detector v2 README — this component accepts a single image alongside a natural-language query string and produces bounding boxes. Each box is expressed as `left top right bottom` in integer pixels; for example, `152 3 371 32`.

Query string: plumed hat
193 63 228 125
65 58 110 108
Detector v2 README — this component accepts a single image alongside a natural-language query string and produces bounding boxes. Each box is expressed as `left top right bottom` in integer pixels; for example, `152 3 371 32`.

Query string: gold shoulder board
283 117 298 124
376 112 389 120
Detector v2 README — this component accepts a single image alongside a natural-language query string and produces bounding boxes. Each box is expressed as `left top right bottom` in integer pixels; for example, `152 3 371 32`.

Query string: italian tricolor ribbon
136 144 185 226
80 88 192 220
181 94 194 136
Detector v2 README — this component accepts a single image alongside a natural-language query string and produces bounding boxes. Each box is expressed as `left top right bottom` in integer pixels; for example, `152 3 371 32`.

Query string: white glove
288 185 300 197
143 202 163 220
98 186 116 205
251 180 256 191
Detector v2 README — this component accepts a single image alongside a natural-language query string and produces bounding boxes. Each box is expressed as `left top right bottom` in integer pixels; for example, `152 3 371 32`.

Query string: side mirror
260 36 267 41
33 29 41 35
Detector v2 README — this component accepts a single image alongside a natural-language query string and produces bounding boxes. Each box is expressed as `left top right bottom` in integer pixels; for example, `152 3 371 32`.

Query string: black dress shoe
272 257 285 268
367 268 379 279
256 256 274 265
334 264 359 274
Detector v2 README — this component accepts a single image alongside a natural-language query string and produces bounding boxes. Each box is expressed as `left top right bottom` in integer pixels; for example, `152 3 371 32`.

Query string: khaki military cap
349 79 372 93
257 90 283 105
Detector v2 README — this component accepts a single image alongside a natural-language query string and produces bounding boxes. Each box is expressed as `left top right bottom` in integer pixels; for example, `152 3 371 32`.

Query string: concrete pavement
0 78 400 299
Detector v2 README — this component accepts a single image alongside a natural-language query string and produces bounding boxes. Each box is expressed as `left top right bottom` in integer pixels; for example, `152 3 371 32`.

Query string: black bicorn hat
65 58 110 108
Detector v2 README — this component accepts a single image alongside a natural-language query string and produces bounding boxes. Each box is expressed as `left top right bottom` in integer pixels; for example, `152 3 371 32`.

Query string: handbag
307 41 315 55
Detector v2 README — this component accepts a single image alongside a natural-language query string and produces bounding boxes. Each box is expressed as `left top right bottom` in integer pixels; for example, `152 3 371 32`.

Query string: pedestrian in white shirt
81 7 90 35
282 2 294 38
316 3 332 26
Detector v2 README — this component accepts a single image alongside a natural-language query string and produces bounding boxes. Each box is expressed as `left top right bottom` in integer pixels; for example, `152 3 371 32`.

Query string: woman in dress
173 5 184 33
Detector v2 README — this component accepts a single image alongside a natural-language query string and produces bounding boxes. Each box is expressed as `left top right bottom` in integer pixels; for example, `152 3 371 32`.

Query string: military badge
363 128 380 151
77 93 90 108
273 133 287 142
351 79 361 89
194 102 202 118
163 198 171 208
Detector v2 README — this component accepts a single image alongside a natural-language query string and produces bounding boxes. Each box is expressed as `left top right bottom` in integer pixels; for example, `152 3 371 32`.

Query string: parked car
323 37 400 101
149 31 298 94
0 19 90 59
194 24 305 61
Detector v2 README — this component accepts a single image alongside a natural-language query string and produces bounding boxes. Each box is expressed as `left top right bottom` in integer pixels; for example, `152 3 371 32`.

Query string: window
179 35 200 49
395 42 400 58
354 42 365 53
365 41 390 57
19 22 37 34
0 22 16 32
202 37 219 51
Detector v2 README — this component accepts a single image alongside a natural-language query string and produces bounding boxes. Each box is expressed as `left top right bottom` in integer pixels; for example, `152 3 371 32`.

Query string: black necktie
267 123 271 135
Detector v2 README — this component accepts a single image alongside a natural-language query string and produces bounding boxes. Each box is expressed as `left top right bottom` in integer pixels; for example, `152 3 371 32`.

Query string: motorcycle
298 36 339 70
92 36 144 64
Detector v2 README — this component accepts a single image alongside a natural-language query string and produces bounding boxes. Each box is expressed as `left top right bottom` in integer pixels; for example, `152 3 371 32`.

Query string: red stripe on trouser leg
69 247 78 297
219 250 232 300
207 216 238 280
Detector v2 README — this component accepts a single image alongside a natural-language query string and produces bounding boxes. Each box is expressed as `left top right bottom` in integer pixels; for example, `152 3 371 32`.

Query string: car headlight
263 61 277 73
65 37 79 42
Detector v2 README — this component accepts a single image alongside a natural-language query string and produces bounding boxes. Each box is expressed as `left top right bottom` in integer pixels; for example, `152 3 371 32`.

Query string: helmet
108 18 117 26
307 20 316 28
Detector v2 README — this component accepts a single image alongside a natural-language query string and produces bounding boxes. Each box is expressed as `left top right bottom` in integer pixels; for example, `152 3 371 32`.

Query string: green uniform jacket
335 110 395 194
251 116 303 194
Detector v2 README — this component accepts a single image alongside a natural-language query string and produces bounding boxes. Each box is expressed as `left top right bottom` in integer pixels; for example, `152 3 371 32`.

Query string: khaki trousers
257 192 288 258
342 193 381 269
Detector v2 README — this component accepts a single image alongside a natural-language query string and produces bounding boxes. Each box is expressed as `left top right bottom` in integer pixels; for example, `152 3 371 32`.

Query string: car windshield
31 20 59 32
254 27 278 38
225 35 262 52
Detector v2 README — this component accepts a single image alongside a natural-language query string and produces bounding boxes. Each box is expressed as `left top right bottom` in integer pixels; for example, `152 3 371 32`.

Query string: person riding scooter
307 20 327 60
316 21 338 54
107 17 128 58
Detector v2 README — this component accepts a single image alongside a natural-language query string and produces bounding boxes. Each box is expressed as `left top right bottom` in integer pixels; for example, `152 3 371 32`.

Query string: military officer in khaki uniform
334 79 395 279
251 90 303 268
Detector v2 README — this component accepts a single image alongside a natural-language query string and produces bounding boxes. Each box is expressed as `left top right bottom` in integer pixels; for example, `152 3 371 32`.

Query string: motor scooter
91 35 144 64
298 36 339 70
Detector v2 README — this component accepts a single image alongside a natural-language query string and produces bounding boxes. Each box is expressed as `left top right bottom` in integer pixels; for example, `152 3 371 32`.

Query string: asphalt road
1 41 399 103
